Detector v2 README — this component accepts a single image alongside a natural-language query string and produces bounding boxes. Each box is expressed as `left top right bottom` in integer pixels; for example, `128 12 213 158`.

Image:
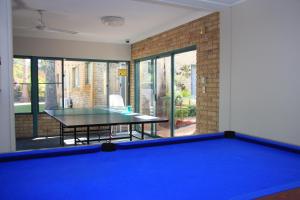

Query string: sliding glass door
136 56 172 137
155 56 172 137
135 48 196 137
138 59 155 133
174 51 197 136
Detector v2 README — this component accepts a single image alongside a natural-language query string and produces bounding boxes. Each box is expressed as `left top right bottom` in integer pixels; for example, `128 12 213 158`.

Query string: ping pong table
45 108 168 145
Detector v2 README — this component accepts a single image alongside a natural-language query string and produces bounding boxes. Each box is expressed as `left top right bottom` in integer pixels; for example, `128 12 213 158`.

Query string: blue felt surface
1 136 300 200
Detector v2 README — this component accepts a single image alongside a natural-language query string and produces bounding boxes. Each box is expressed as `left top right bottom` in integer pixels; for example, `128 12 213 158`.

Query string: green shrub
175 95 183 106
175 107 189 118
181 89 191 97
188 105 196 117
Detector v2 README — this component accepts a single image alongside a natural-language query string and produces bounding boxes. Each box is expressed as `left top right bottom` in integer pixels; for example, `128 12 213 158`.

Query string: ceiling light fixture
100 16 125 27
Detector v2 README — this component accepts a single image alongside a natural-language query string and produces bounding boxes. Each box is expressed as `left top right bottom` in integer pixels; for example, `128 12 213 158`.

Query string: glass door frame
134 59 156 135
134 45 196 137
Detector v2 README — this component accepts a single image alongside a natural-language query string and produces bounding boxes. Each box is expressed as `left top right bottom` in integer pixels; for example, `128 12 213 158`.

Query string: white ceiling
13 0 244 44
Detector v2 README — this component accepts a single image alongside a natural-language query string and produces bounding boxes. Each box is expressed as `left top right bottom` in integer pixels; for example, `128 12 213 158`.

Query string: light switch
202 86 206 94
201 76 206 84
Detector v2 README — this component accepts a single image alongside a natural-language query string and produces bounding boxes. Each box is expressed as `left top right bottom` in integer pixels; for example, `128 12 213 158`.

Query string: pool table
1 132 300 200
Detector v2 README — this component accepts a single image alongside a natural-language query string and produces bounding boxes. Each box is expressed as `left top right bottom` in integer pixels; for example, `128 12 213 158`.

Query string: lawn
14 103 45 113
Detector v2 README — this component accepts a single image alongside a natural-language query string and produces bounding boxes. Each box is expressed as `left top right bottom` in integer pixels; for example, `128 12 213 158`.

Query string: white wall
220 0 300 145
14 36 131 61
0 0 16 153
219 7 232 132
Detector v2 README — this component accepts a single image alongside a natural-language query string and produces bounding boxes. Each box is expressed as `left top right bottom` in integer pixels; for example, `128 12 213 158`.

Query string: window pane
93 62 107 107
13 58 31 84
174 50 197 136
156 56 171 137
72 67 80 88
13 58 31 113
14 83 32 113
38 59 63 112
64 61 107 108
85 62 93 84
39 84 62 111
109 62 128 106
38 59 62 83
139 60 154 134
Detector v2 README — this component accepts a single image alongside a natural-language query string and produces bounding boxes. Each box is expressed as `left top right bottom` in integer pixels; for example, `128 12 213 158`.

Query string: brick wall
37 114 60 136
131 12 220 133
93 62 107 106
15 114 33 138
15 114 59 138
64 61 93 108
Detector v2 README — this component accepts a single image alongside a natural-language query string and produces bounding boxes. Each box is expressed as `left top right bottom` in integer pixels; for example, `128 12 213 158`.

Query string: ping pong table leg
129 124 132 141
109 125 112 142
59 123 61 145
74 127 77 145
141 123 144 140
87 126 90 144
60 123 64 146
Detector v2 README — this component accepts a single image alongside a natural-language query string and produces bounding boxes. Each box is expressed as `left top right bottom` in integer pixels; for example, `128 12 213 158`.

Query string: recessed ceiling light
100 16 125 27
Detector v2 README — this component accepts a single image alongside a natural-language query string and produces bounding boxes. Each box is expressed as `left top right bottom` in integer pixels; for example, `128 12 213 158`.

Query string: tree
44 60 58 109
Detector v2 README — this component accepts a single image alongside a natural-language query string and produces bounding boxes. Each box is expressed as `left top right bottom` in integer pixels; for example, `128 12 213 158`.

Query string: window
38 59 63 112
135 48 197 137
65 61 107 108
109 62 128 106
13 56 129 139
13 58 32 113
85 62 93 84
72 67 79 88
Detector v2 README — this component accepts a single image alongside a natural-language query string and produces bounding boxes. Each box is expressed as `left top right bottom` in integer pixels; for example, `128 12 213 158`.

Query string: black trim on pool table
101 143 117 152
224 130 236 138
